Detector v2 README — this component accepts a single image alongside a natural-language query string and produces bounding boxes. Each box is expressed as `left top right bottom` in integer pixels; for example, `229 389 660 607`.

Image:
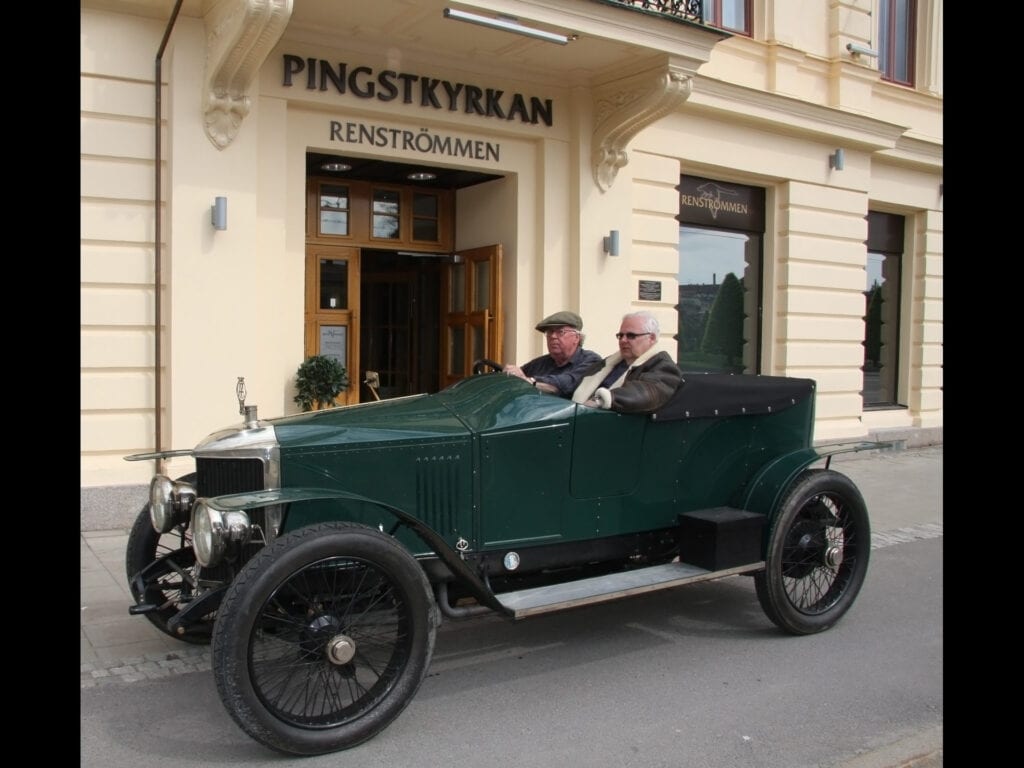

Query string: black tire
472 358 504 374
124 473 214 645
754 468 870 635
211 522 439 756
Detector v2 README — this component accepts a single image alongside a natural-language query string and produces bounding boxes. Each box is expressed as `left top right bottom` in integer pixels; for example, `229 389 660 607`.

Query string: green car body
125 370 882 756
266 372 813 552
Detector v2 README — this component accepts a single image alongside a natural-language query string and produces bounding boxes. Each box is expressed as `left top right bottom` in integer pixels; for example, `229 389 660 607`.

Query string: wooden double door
304 243 502 404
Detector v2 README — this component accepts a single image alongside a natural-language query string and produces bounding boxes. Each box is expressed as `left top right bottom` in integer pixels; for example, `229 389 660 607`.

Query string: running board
494 560 765 619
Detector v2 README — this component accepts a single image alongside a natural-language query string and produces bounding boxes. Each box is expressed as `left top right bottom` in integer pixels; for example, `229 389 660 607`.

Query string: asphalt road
81 534 943 768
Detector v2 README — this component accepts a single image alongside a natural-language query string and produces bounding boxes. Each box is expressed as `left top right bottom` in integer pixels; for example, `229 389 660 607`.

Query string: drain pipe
153 0 184 475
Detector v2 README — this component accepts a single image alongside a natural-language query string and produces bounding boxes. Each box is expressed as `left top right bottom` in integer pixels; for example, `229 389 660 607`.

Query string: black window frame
863 211 905 410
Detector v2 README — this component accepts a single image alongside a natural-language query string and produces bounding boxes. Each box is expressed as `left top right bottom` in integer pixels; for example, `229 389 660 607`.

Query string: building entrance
360 250 441 399
304 155 504 404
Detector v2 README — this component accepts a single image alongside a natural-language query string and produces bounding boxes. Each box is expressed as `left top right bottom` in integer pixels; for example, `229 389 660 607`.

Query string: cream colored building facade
81 0 942 523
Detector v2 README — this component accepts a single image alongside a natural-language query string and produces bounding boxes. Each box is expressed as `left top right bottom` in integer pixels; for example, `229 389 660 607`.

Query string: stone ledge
80 484 146 532
866 425 942 450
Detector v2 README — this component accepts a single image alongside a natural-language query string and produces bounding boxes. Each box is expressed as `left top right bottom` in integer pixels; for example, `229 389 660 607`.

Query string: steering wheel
472 358 504 375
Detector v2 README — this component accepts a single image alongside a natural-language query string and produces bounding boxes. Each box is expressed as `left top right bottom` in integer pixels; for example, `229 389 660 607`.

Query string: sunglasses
615 332 653 340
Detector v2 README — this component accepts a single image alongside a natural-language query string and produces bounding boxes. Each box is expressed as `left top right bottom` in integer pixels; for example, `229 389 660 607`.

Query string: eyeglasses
544 328 577 337
615 332 653 340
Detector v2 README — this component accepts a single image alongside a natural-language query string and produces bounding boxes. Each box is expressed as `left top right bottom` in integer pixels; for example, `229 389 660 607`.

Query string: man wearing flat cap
503 310 603 397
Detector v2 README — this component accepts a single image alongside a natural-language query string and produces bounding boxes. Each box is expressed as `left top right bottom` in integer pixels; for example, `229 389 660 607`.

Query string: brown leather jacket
573 348 682 414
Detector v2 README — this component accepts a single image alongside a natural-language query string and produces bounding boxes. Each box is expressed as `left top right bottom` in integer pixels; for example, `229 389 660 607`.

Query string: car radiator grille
195 457 270 572
196 457 265 497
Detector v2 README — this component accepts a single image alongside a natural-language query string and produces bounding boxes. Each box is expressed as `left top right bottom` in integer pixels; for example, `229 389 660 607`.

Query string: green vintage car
125 365 882 756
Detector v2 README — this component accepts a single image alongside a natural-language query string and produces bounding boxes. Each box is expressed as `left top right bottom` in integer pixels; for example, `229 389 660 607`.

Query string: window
863 212 904 408
411 192 440 242
372 188 401 239
702 0 751 35
675 175 766 375
319 184 350 237
677 227 761 373
878 0 916 86
309 179 453 250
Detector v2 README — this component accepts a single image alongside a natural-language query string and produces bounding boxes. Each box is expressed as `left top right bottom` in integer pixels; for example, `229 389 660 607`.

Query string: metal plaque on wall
638 280 662 301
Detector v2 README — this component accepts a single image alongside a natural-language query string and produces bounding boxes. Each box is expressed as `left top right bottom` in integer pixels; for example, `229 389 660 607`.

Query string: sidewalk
81 445 943 686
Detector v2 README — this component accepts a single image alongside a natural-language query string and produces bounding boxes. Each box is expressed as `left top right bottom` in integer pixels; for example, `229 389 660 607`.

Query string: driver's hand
503 365 527 380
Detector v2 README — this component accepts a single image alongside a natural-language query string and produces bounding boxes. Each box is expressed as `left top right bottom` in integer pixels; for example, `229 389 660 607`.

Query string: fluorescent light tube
443 8 573 45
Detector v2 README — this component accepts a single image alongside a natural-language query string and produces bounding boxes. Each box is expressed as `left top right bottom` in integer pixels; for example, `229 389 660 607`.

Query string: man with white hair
572 310 682 413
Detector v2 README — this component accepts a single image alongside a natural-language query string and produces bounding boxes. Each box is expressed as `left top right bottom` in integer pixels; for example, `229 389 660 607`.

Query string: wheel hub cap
327 634 356 665
824 545 843 568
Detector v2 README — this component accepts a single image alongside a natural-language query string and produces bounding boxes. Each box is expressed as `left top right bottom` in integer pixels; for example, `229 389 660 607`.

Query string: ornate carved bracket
592 64 694 191
203 0 293 149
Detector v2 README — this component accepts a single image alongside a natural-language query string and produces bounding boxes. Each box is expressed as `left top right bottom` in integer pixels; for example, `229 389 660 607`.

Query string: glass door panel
319 258 348 310
448 261 466 312
470 319 485 361
447 326 465 376
472 260 490 311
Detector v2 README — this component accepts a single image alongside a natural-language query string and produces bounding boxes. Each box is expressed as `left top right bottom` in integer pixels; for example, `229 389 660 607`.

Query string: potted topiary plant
294 354 350 411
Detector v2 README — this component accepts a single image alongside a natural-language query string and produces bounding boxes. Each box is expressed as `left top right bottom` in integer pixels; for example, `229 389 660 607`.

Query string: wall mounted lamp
443 8 576 45
604 230 620 257
211 196 227 230
829 148 845 171
846 42 879 58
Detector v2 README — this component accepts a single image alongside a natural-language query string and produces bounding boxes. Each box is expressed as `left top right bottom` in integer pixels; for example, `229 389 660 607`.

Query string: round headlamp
191 500 251 568
149 475 197 534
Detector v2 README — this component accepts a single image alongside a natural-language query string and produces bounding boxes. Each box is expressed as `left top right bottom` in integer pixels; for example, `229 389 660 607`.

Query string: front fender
204 487 509 616
740 441 892 519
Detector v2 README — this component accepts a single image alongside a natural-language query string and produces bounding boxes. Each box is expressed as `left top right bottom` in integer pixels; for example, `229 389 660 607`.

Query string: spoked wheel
755 468 870 635
212 522 439 756
124 474 215 644
471 358 504 374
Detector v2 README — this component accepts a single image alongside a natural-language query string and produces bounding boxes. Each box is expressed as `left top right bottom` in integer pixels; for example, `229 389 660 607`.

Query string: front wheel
754 468 870 635
212 522 439 756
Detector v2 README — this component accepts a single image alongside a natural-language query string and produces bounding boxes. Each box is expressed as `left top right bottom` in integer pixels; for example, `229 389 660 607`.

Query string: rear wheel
212 522 438 756
124 473 214 644
755 468 870 635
